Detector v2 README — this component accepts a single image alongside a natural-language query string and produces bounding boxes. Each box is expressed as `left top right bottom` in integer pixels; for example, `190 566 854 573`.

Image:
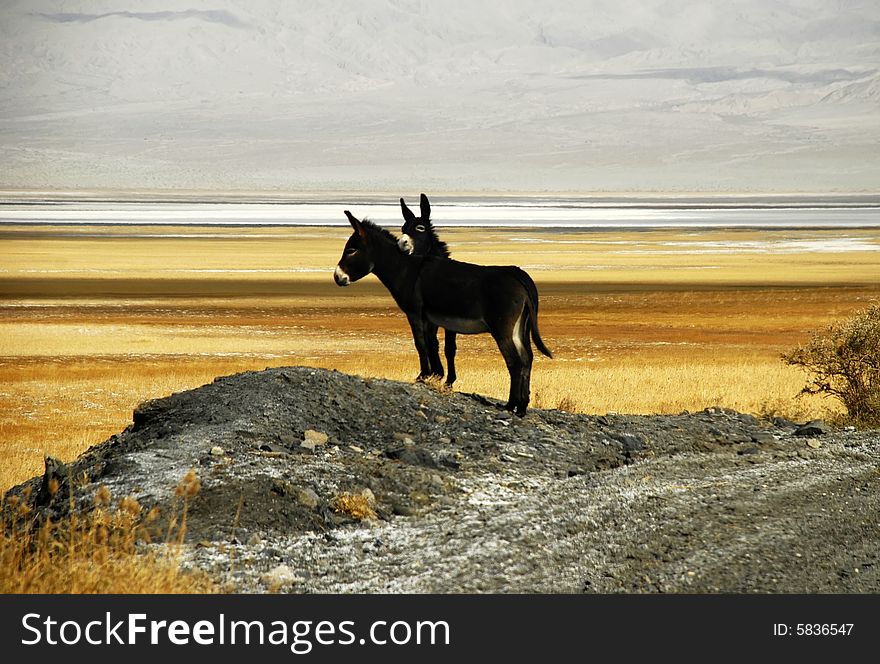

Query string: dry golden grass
1 474 217 593
332 491 378 521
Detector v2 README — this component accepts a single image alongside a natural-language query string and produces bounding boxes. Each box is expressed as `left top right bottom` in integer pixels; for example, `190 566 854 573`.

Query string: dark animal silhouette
398 194 548 393
398 194 457 385
334 207 551 415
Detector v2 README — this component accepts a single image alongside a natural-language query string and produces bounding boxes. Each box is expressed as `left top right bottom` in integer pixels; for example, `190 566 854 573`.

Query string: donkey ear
400 197 417 224
344 210 366 238
419 193 431 221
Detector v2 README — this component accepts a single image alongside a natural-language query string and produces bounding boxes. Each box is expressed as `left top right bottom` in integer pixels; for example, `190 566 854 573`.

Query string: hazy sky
1 0 878 194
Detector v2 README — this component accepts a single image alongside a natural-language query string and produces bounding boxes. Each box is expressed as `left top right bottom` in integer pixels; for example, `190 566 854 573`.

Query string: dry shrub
0 471 216 594
332 491 377 521
782 303 880 426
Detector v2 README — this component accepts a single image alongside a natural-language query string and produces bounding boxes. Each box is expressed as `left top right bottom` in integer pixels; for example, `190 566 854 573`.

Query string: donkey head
398 193 435 256
334 210 375 286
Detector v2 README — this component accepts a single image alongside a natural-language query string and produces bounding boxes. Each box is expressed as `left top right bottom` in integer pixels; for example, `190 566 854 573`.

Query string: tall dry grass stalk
0 470 216 594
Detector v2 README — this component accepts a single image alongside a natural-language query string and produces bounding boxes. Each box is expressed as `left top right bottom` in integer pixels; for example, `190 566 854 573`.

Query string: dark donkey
398 194 458 386
334 208 552 415
398 194 548 392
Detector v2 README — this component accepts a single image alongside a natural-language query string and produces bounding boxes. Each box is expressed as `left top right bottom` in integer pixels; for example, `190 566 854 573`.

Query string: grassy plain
2 224 880 496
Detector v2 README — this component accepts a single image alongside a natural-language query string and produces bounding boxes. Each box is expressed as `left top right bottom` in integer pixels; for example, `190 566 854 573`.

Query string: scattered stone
277 432 299 448
608 431 646 453
751 432 776 444
349 445 364 453
304 429 329 444
806 439 822 450
259 442 288 454
773 416 797 429
247 534 262 546
794 420 831 437
209 446 225 456
301 429 329 450
390 500 418 517
296 487 320 509
359 488 377 507
261 565 302 589
385 445 436 469
737 446 761 456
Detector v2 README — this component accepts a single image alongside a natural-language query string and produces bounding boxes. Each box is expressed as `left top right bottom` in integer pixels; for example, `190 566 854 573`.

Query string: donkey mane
423 222 451 258
358 217 400 247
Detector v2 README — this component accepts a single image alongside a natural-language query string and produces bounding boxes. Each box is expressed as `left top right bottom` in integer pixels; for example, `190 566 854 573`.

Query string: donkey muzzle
398 234 414 255
334 265 350 286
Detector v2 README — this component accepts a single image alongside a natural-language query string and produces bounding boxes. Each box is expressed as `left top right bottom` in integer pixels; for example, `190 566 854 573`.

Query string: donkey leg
426 323 445 379
516 313 535 415
406 314 434 381
444 330 457 387
492 333 523 413
517 355 534 416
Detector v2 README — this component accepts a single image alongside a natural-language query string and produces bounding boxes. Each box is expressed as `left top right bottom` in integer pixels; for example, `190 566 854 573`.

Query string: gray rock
261 564 302 588
773 416 797 429
608 431 646 453
302 429 330 449
259 442 288 454
794 420 831 437
296 487 320 509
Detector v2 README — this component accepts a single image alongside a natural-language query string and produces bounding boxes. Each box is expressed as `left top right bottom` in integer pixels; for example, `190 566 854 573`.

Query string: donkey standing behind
398 194 457 386
334 207 551 416
397 193 547 392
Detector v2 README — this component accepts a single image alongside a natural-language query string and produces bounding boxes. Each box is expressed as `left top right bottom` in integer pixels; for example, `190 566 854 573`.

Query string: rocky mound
6 366 880 593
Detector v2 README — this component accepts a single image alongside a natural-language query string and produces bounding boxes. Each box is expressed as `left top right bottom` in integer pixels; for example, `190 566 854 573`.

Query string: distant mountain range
1 0 878 194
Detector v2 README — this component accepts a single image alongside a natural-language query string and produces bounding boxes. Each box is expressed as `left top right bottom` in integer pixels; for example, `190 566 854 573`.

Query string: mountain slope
1 0 878 192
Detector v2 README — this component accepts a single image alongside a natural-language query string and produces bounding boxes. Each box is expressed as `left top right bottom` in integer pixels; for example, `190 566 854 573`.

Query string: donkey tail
526 296 553 359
